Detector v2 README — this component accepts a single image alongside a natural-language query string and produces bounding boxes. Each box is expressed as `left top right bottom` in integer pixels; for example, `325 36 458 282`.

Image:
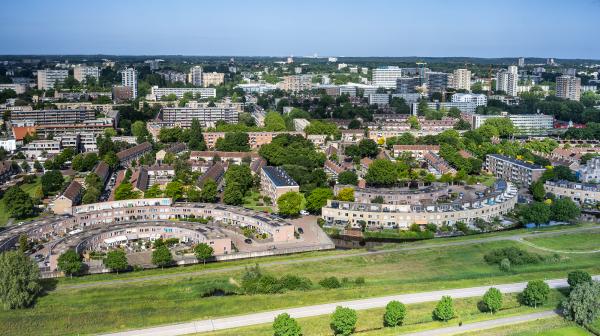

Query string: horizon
1 0 599 58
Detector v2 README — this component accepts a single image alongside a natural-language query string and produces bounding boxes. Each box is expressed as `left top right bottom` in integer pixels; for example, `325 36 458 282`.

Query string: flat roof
488 154 545 170
262 166 298 187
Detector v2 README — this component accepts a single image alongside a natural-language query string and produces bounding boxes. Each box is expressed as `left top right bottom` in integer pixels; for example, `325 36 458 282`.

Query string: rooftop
262 166 298 187
488 154 545 170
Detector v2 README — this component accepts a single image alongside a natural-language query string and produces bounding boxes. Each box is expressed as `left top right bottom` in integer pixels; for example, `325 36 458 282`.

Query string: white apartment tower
189 66 203 87
518 58 525 67
496 66 518 97
73 65 100 83
452 69 471 91
37 69 68 90
556 75 581 101
121 68 138 99
372 66 403 89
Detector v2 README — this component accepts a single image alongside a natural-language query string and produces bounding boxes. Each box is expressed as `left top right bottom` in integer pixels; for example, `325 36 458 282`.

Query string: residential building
161 104 239 127
73 65 99 83
190 151 259 164
112 85 134 102
280 75 312 92
198 162 225 187
518 58 525 67
451 93 487 106
157 70 187 83
485 154 546 186
201 72 225 87
544 180 600 205
116 142 152 166
293 118 310 132
149 86 216 100
426 72 449 93
392 145 440 158
260 166 299 202
556 75 581 101
189 66 203 86
471 113 554 135
496 66 518 97
412 101 478 114
37 69 68 90
373 66 402 89
451 69 471 91
0 139 17 153
22 140 61 159
52 181 83 215
579 157 600 183
235 83 277 94
424 151 456 176
10 109 95 125
121 68 138 99
369 93 390 105
0 83 27 94
202 131 302 149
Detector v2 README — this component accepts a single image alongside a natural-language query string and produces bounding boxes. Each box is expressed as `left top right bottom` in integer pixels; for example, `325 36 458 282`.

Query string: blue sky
1 0 599 58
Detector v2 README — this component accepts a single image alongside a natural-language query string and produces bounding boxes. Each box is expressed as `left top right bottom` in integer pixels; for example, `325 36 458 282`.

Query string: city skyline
1 0 599 58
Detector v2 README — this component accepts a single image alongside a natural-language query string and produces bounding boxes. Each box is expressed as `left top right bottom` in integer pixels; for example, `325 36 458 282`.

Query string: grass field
242 190 274 213
456 317 591 336
198 291 565 336
2 235 600 335
524 231 600 252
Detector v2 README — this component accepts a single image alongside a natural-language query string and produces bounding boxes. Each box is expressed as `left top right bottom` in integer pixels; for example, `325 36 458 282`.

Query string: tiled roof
116 142 152 161
62 181 83 201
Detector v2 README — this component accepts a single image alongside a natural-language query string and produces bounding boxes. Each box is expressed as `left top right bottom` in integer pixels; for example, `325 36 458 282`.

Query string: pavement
100 275 599 336
402 310 559 336
60 224 600 291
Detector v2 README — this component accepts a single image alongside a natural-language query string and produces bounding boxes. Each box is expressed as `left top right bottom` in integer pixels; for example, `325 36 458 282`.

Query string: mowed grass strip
197 291 565 336
524 231 600 252
455 317 591 336
2 239 600 335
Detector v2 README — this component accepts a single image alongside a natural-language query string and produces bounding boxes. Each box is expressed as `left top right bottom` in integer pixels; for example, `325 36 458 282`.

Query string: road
402 310 558 336
100 275 599 336
60 225 600 291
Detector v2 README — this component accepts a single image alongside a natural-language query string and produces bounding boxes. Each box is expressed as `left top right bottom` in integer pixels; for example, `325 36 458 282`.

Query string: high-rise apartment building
396 77 421 94
279 75 312 92
73 65 100 83
121 68 138 99
372 66 403 89
496 66 518 97
201 72 225 87
556 75 581 101
518 58 525 67
426 72 449 93
37 69 68 90
189 66 203 86
451 69 471 91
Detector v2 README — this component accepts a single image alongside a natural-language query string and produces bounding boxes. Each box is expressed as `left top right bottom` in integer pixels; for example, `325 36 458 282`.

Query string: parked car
299 210 309 216
244 238 252 244
297 228 304 234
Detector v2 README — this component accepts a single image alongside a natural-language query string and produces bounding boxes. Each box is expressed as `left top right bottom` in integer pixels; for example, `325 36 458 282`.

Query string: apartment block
485 154 545 186
260 166 299 202
189 66 203 86
121 68 138 99
73 65 100 82
451 69 471 91
150 86 216 100
556 75 581 101
201 72 225 87
10 109 95 125
372 66 402 89
37 69 68 90
161 105 239 127
280 75 312 92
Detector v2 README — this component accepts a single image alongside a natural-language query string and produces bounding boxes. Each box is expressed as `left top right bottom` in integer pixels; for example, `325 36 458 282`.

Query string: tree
550 198 580 222
520 280 550 308
305 187 334 214
215 132 250 152
277 192 304 217
144 184 163 198
330 306 357 336
18 235 29 253
103 151 119 169
433 296 455 321
33 160 44 172
114 182 141 200
41 170 64 196
57 250 83 277
348 119 362 129
519 202 551 225
337 187 355 202
383 300 406 327
224 164 253 193
194 243 214 264
131 121 150 143
483 118 514 138
103 250 129 274
264 111 287 131
188 118 207 151
223 183 244 205
272 313 301 336
482 287 503 314
0 251 42 310
358 139 379 158
82 187 100 204
337 171 358 186
561 281 600 326
20 161 30 173
200 178 219 203
365 160 398 187
3 186 36 219
151 245 173 268
529 181 546 201
164 181 184 201
568 271 592 289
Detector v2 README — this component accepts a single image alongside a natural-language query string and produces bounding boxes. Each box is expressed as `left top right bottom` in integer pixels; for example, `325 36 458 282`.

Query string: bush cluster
241 265 312 294
484 247 544 266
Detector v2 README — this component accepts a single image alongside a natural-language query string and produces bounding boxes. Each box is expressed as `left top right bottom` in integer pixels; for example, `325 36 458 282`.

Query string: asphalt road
402 310 559 336
60 225 600 291
101 276 599 336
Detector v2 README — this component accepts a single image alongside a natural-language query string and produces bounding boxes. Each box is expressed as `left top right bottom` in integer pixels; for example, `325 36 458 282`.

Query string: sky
1 0 599 59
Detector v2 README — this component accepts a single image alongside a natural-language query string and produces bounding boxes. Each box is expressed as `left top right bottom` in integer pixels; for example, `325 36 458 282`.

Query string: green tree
223 183 244 205
520 280 550 308
224 164 253 193
33 160 44 172
151 245 173 268
3 186 36 219
483 118 514 138
215 132 250 152
188 118 207 150
0 251 42 310
519 202 551 225
103 250 129 274
433 296 455 321
482 287 503 314
273 313 301 336
330 306 358 336
337 171 358 186
82 187 100 204
336 187 355 202
57 250 83 277
358 139 379 158
194 243 214 264
164 181 184 201
550 198 581 222
131 121 150 143
114 182 141 201
568 271 592 289
18 235 29 253
277 191 304 217
103 151 119 169
144 184 163 198
41 170 64 196
561 281 600 326
365 160 398 187
305 187 334 214
200 178 219 203
529 181 546 201
264 111 287 131
383 300 406 327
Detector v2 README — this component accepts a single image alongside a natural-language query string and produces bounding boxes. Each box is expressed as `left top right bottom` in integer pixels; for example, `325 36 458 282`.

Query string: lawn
243 190 274 213
198 291 565 336
456 317 591 336
2 238 600 335
524 231 600 252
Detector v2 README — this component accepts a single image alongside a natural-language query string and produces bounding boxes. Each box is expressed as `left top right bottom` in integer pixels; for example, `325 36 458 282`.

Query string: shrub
383 300 406 327
280 275 312 291
319 276 342 289
567 270 592 289
433 296 455 321
355 277 365 285
482 287 503 313
273 313 302 336
484 247 543 266
499 258 511 272
330 306 357 336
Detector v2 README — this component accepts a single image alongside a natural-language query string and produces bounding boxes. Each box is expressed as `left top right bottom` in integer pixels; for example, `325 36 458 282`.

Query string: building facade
121 68 138 99
556 75 581 101
260 166 300 202
73 65 100 83
451 69 471 91
485 154 545 186
373 66 402 89
37 69 68 90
